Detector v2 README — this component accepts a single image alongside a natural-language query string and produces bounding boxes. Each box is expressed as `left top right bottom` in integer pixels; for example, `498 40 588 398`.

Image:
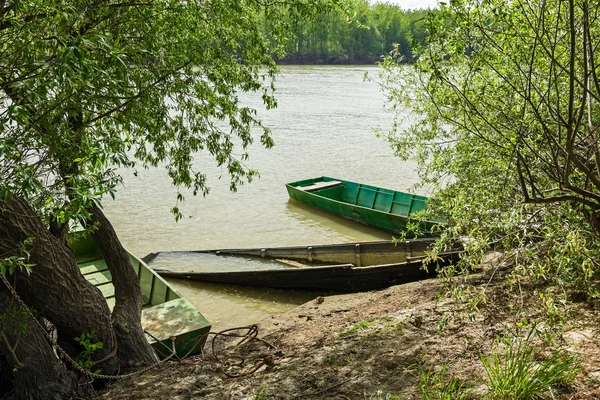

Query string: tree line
273 0 431 64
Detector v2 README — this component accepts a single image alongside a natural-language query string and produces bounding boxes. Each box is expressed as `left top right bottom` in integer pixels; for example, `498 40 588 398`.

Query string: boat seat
142 298 211 357
298 180 343 192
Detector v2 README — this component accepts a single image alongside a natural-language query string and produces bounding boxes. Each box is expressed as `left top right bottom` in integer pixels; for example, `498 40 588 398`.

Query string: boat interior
69 231 211 358
295 177 428 217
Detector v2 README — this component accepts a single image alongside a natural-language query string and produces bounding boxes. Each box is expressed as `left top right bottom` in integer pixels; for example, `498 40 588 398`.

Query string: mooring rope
207 324 278 378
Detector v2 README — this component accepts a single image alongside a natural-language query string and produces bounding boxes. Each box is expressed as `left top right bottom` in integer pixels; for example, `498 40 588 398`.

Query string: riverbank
102 253 600 399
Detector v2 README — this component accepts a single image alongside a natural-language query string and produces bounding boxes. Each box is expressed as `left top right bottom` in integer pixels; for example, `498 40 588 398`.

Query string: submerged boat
69 231 211 358
285 177 441 235
144 240 462 292
143 238 445 266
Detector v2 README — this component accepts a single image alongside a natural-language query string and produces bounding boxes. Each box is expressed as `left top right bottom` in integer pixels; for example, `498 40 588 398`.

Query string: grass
325 354 352 367
338 320 374 338
479 337 580 399
417 363 467 400
372 391 401 400
380 317 403 332
252 385 274 400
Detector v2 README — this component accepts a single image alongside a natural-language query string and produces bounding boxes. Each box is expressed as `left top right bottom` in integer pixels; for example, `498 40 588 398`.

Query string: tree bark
0 284 79 400
0 195 119 374
88 203 157 367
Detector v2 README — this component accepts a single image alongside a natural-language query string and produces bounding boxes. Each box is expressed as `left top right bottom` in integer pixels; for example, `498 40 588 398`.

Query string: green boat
69 231 211 358
286 177 440 235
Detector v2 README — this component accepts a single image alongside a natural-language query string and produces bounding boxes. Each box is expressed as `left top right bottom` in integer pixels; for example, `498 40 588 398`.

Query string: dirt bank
102 254 600 399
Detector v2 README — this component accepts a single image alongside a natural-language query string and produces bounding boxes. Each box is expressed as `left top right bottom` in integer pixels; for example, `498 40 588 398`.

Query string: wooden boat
69 231 211 358
143 238 449 267
285 177 441 235
144 240 462 292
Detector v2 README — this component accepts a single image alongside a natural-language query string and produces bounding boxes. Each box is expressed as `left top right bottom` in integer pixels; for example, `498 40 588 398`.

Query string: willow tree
381 0 600 296
0 0 340 398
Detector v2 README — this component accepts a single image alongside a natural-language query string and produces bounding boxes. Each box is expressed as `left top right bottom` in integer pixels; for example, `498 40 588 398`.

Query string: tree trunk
0 284 80 400
89 203 157 367
0 195 119 374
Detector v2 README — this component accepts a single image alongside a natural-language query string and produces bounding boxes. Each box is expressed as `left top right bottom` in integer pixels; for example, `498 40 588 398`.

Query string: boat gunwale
71 231 212 357
141 239 443 260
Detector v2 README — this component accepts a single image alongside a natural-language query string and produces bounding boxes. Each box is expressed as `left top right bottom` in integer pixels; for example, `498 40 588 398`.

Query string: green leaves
275 1 430 64
1 0 342 224
74 329 103 373
381 0 600 299
0 237 35 276
480 333 580 399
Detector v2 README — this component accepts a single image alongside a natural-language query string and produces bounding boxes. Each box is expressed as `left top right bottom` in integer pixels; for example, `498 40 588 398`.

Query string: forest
274 0 430 64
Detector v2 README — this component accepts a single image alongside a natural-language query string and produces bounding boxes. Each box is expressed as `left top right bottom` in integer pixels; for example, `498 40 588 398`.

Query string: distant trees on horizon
275 0 431 64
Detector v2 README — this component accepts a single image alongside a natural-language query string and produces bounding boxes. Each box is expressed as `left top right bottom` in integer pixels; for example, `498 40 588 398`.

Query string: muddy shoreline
102 254 600 399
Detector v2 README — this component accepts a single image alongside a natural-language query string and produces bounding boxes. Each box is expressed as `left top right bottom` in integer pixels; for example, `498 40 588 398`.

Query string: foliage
325 353 353 367
373 391 401 400
479 334 579 399
0 0 342 392
0 304 29 372
417 363 467 400
74 329 103 374
277 0 431 64
380 0 600 299
0 238 34 276
0 306 28 340
252 384 276 400
1 0 341 224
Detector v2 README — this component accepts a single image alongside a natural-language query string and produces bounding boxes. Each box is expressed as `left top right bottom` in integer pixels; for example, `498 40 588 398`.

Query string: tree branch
108 2 154 7
523 194 599 209
0 332 24 369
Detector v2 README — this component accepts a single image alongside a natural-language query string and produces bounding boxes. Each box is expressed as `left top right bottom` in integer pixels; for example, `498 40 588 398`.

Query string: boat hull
142 239 452 267
286 177 440 235
145 239 462 292
153 256 457 292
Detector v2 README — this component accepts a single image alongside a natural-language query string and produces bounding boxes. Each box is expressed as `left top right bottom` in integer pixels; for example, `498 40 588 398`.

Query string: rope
207 325 278 378
0 272 177 380
144 329 177 359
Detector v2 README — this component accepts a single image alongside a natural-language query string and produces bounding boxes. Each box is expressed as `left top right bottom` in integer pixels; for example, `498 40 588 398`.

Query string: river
103 65 426 330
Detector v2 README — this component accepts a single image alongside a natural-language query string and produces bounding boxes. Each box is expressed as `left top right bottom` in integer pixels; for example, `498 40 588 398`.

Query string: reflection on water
105 65 422 330
285 199 392 242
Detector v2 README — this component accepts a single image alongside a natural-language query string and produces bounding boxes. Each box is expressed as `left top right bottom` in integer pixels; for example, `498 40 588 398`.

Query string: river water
104 65 426 330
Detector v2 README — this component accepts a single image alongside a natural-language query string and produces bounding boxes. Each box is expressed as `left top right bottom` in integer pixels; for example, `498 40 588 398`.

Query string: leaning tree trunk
0 195 119 374
88 203 157 367
0 284 79 400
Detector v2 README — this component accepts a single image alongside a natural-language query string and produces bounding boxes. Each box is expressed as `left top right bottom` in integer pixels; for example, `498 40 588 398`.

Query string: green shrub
74 329 103 373
480 337 579 399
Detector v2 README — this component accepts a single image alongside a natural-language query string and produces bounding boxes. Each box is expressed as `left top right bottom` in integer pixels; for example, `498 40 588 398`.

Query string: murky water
103 65 424 330
149 252 294 273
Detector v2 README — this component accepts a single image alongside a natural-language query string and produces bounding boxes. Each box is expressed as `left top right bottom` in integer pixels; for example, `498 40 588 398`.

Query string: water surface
104 65 424 329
